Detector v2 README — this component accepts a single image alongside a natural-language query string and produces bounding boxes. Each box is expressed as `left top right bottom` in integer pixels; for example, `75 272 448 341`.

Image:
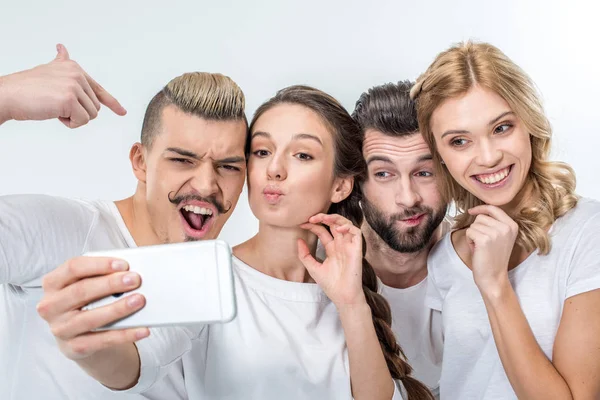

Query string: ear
330 176 354 204
130 142 147 184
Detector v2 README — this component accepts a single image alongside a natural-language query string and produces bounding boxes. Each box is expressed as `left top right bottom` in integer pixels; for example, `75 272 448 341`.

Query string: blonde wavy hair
410 41 578 254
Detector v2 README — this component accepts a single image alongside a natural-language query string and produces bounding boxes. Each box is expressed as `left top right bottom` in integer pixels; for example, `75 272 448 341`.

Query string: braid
332 188 435 400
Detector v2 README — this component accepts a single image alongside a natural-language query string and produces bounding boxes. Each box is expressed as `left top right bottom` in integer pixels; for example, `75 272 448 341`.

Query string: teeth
182 205 213 215
476 167 509 184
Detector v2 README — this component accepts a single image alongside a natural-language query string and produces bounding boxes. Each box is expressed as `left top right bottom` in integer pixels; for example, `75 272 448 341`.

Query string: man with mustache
352 81 451 398
0 45 248 399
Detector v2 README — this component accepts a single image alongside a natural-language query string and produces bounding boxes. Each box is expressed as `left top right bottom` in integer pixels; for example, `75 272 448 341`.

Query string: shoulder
428 231 458 270
0 194 100 218
553 197 600 239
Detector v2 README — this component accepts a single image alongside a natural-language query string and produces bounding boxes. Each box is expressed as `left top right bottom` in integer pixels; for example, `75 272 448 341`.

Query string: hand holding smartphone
82 240 236 330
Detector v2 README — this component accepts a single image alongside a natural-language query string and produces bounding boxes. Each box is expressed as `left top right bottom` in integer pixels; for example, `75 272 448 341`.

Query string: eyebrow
165 147 202 160
165 147 245 164
440 110 515 139
251 131 323 146
366 155 393 166
488 111 515 127
217 156 245 164
366 154 432 166
292 133 323 146
417 154 433 163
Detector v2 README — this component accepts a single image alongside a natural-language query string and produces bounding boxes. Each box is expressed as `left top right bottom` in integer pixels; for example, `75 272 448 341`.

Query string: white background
1 0 599 246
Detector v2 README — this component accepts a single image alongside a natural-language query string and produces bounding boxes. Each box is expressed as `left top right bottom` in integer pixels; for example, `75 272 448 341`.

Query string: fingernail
127 295 142 308
112 260 128 271
122 273 138 286
135 329 149 340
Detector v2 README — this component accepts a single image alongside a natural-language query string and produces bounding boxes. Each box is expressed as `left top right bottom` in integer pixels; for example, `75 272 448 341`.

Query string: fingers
297 238 322 274
468 205 515 226
62 100 90 129
55 43 70 61
63 328 149 359
39 271 141 321
465 225 494 252
471 214 504 230
309 213 352 228
42 257 129 292
53 43 126 118
299 223 333 248
85 73 127 116
51 294 146 339
74 84 99 120
79 76 101 112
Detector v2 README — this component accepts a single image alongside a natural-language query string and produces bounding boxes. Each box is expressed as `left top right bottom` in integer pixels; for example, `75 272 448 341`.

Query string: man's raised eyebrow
417 154 433 163
366 155 393 166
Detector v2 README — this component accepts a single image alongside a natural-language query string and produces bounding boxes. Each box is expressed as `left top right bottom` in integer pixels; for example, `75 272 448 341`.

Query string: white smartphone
82 240 236 330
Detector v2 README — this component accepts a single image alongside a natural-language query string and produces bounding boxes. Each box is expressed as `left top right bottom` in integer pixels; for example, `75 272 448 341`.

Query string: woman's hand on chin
297 213 367 308
466 205 519 296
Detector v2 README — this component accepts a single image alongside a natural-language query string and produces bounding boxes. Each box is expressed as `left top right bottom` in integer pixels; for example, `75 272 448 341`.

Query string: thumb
297 239 322 280
55 43 70 61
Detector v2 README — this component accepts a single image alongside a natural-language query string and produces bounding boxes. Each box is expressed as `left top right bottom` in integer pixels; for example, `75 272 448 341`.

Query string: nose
266 154 287 181
476 138 502 168
190 162 219 198
395 176 422 208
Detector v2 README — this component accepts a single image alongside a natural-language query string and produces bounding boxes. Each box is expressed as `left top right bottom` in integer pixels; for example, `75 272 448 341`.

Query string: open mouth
472 165 513 187
179 204 215 238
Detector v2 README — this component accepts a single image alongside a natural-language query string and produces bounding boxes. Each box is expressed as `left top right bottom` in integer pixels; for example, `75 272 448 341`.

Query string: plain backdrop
1 0 599 246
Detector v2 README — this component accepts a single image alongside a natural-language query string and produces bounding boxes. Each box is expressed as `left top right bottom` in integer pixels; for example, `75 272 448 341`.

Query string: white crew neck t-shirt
125 256 406 399
426 198 600 399
380 279 443 398
0 194 146 400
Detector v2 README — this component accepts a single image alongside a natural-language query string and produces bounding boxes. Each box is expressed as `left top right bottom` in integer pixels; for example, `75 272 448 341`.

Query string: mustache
168 191 232 214
389 206 430 221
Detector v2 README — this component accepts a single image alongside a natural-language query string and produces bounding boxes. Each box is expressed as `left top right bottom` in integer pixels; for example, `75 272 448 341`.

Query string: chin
256 208 312 228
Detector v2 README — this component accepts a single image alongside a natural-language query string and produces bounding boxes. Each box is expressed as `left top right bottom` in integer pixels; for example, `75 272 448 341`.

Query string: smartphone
81 240 236 330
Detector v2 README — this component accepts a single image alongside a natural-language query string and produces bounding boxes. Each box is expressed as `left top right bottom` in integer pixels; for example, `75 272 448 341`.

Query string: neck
234 222 318 283
362 221 442 289
114 185 161 247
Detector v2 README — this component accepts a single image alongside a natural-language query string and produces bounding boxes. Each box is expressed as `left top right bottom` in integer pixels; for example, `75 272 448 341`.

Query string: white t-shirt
426 198 600 399
124 257 406 400
380 279 443 399
0 194 145 400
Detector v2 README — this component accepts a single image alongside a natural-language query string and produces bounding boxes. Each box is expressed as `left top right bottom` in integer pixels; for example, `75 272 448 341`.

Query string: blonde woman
410 41 600 399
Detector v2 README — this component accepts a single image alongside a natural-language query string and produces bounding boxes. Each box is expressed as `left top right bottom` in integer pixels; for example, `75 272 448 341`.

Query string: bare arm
338 301 395 399
468 205 600 399
481 283 600 399
299 213 395 400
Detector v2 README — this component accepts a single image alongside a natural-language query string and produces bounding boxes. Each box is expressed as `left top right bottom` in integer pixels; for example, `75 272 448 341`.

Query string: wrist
0 74 13 125
477 274 512 305
335 293 369 315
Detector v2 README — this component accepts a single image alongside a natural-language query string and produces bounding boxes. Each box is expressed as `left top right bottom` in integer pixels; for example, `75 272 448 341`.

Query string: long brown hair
411 41 578 254
250 85 434 400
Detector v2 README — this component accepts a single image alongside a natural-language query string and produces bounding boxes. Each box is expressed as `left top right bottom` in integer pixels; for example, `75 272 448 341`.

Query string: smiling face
247 103 350 227
430 85 532 210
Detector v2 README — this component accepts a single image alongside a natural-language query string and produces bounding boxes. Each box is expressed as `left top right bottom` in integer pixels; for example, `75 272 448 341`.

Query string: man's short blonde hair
141 72 246 148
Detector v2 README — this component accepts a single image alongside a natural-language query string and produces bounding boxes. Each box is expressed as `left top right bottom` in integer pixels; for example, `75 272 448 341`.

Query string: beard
361 198 447 253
